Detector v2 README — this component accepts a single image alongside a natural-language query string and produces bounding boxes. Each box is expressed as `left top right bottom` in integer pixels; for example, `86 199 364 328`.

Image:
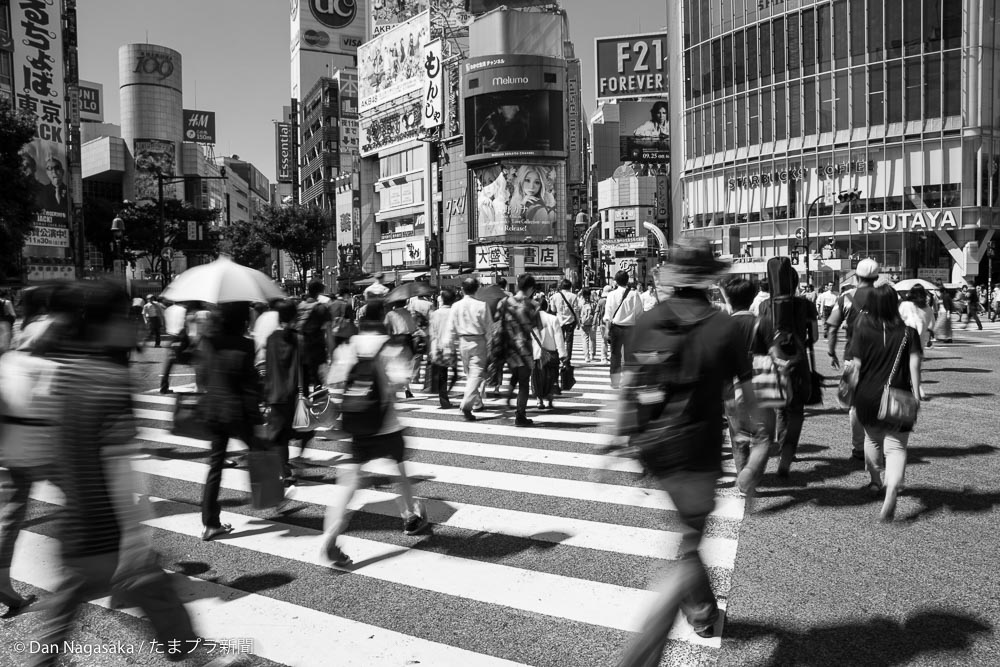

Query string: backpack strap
559 291 579 325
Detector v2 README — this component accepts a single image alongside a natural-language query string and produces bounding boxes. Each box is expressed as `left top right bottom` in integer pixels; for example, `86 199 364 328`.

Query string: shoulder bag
559 291 579 326
877 328 919 429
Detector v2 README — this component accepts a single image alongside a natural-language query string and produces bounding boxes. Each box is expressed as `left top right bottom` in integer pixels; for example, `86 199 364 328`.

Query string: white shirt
449 295 490 337
817 291 839 309
603 286 642 326
749 291 769 316
533 311 566 360
640 290 660 312
548 290 579 327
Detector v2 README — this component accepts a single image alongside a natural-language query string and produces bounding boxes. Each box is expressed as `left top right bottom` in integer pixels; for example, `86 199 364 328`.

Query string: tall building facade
668 0 1000 285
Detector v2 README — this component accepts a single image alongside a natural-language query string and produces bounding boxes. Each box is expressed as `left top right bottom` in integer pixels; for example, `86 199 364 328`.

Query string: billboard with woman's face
619 99 670 163
474 162 558 239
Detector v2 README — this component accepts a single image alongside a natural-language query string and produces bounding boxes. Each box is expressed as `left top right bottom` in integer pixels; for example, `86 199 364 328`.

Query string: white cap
856 258 880 280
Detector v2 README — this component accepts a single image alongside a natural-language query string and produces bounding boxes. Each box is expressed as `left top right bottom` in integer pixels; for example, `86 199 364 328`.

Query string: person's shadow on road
723 610 991 667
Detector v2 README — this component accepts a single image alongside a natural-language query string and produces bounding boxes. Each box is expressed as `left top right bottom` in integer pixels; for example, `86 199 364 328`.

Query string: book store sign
853 209 959 233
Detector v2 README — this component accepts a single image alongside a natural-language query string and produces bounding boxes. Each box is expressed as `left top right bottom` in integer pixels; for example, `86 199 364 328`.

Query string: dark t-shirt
729 310 758 355
828 285 875 354
635 296 752 473
846 320 921 427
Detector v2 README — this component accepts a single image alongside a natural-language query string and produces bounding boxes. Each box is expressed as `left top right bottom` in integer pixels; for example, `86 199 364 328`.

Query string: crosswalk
12 338 747 667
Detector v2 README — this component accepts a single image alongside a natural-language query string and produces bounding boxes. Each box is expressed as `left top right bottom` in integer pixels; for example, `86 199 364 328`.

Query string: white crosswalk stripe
14 335 748 667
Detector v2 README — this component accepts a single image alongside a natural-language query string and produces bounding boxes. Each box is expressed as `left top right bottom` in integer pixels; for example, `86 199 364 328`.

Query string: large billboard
465 91 563 160
371 0 426 36
275 123 293 183
291 0 367 55
134 139 176 201
359 99 422 156
466 0 552 12
183 109 217 144
618 100 669 163
78 80 104 123
595 32 668 100
474 163 558 239
14 1 68 226
358 11 430 111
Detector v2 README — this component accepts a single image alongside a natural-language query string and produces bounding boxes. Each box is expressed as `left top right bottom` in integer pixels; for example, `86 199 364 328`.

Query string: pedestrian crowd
0 241 986 664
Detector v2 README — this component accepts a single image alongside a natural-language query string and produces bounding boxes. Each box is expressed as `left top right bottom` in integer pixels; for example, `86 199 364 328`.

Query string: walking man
603 271 642 388
451 277 491 421
141 295 164 347
495 274 541 426
611 238 759 663
548 279 579 363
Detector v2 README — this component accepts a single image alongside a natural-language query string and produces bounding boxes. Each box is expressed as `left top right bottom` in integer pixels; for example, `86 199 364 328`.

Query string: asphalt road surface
2 322 998 666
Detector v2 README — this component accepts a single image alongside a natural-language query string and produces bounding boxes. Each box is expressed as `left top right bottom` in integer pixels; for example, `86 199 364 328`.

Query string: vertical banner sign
444 60 462 139
594 33 668 100
14 0 68 225
275 122 293 183
422 39 443 130
566 59 582 184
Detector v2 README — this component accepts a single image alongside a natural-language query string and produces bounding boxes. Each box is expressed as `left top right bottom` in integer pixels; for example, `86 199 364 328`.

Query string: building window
724 97 735 150
722 33 734 93
774 84 787 140
835 71 848 131
925 53 941 118
772 17 785 83
851 68 867 127
943 50 960 117
868 0 884 62
818 4 832 74
746 25 758 86
819 75 833 133
942 1 961 49
788 80 801 138
850 0 866 65
803 78 817 135
711 39 723 95
749 91 760 145
905 59 921 122
734 30 746 92
833 0 848 69
886 0 903 59
737 95 748 147
760 20 772 85
903 0 922 56
886 61 903 123
786 14 800 77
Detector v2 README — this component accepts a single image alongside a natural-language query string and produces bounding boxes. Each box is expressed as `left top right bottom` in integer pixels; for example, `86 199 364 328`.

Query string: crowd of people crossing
0 241 991 665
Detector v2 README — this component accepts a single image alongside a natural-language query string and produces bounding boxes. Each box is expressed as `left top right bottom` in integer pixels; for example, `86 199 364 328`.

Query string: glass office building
667 0 1000 284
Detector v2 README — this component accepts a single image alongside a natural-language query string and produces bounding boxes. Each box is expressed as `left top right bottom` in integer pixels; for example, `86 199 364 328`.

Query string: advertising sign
422 39 444 130
358 11 430 111
121 45 182 91
134 139 176 201
474 163 558 239
466 0 551 12
595 32 667 100
275 123 293 183
182 109 217 144
371 0 426 36
465 91 564 160
78 80 104 122
24 225 71 248
475 244 559 269
444 60 462 139
359 99 422 156
292 0 367 55
618 100 669 163
566 59 582 184
14 1 68 226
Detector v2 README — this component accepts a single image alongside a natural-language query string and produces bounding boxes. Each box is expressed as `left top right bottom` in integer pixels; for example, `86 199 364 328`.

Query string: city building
3 0 82 284
668 0 1000 286
223 156 272 222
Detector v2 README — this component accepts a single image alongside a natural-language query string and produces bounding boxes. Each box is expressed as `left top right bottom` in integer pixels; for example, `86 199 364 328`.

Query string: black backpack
340 352 386 436
297 301 327 341
764 257 815 405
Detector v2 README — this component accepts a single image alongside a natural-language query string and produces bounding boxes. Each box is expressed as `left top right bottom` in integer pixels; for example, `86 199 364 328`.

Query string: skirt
350 429 406 464
933 309 952 341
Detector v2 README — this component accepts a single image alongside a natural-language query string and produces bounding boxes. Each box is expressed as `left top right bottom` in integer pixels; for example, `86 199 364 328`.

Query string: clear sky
77 0 666 184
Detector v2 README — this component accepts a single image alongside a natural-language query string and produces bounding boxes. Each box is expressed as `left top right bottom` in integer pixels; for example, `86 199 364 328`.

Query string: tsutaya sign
854 210 959 233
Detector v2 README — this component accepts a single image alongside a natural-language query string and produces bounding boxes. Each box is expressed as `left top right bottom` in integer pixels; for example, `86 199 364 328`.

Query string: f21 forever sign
595 32 667 100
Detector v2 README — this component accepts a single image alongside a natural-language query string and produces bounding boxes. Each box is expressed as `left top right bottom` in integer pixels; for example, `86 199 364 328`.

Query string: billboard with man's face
473 162 558 239
618 100 670 163
134 139 177 202
465 91 564 160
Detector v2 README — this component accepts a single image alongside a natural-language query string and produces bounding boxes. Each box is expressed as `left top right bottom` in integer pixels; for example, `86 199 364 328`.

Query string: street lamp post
111 216 125 280
802 189 861 287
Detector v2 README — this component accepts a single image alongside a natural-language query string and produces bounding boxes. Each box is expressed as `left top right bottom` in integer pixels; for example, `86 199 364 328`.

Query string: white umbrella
893 278 938 292
161 256 285 304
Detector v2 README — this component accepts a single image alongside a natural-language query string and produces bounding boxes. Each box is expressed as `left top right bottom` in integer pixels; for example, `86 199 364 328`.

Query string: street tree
0 99 41 283
254 204 332 289
114 199 220 288
223 216 271 273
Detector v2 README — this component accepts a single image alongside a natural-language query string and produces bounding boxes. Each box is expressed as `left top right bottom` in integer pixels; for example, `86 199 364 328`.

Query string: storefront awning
400 271 428 282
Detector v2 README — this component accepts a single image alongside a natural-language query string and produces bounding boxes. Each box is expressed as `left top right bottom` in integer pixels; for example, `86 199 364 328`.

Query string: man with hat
363 272 388 300
827 257 881 461
612 237 762 660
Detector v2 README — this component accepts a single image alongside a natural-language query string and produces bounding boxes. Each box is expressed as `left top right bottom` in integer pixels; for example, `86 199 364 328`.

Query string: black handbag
560 362 576 391
171 392 212 440
248 449 285 509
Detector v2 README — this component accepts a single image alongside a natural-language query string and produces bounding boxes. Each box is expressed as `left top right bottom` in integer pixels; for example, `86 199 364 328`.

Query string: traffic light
838 189 861 203
790 250 800 265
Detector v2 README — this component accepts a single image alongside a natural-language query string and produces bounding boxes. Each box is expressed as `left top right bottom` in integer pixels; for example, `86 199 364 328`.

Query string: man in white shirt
640 281 661 312
817 283 839 338
602 271 643 388
533 309 567 409
450 277 492 420
749 280 769 316
547 279 579 363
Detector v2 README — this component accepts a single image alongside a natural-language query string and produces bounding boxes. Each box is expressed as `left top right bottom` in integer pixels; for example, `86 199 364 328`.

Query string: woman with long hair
846 284 923 522
899 284 935 350
508 166 556 225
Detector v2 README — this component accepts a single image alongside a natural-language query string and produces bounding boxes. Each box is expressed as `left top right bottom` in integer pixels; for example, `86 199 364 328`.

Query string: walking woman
899 284 936 355
933 287 954 343
846 284 924 522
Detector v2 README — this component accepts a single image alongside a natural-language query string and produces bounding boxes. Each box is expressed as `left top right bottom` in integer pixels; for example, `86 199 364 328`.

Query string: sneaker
324 539 352 567
851 450 865 461
404 389 414 399
514 415 534 427
159 387 174 394
201 524 233 541
403 512 430 535
462 409 477 421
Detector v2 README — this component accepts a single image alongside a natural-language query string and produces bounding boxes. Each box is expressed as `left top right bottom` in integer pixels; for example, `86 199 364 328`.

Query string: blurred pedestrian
817 282 838 338
603 271 642 389
199 302 264 541
322 301 430 567
611 238 756 662
934 287 954 343
961 284 983 330
296 281 332 392
265 300 312 486
847 284 923 522
899 284 935 355
159 302 199 394
329 289 356 353
548 279 580 362
578 289 596 363
493 274 541 426
595 285 610 363
429 287 458 409
639 281 660 312
385 299 418 399
532 308 565 410
27 281 196 665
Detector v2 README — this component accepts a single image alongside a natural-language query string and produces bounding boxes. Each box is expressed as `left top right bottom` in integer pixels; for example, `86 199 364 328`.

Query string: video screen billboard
358 11 430 111
359 99 422 156
595 32 667 100
474 162 558 239
134 139 176 201
465 91 563 160
618 100 669 163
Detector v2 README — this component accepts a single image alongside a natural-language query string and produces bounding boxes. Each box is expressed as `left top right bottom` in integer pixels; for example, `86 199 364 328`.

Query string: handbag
837 359 859 409
804 345 823 406
560 362 576 391
531 330 557 368
171 392 212 441
877 329 919 429
248 449 285 509
0 351 60 468
749 323 786 408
